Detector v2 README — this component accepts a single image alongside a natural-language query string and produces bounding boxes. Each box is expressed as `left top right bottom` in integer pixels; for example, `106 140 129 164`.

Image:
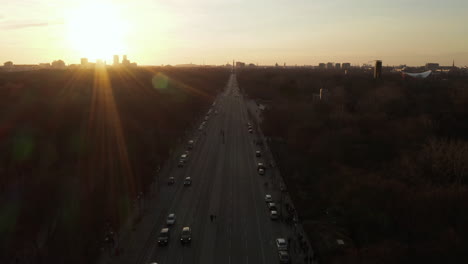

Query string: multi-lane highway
110 74 304 264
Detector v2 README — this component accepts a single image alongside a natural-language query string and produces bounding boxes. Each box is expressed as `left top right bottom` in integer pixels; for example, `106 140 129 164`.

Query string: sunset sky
1 0 467 66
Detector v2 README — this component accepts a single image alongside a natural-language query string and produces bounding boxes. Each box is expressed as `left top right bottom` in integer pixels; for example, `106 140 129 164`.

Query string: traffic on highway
109 74 312 264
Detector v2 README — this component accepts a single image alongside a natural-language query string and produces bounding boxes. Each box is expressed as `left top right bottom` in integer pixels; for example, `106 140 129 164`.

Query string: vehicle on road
215 110 218 115
257 163 265 170
187 140 194 149
180 154 188 163
255 150 261 157
184 177 192 186
180 227 192 244
265 194 273 203
270 210 279 220
204 116 209 121
168 177 175 185
276 238 288 251
248 128 253 133
158 228 170 246
166 214 176 225
268 202 277 211
278 250 291 263
198 125 204 130
177 160 184 168
258 168 265 175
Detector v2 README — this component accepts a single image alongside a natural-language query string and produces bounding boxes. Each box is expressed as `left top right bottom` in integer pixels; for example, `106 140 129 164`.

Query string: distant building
113 55 120 65
342 63 351 70
326 62 334 70
122 55 130 65
374 60 382 79
236 61 245 67
335 63 341 69
4 61 13 67
318 63 326 69
320 88 329 101
425 63 439 70
51 60 66 68
248 63 256 67
81 58 88 66
275 63 279 67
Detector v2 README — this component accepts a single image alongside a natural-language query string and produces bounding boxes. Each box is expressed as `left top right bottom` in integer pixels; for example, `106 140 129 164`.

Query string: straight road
123 73 297 264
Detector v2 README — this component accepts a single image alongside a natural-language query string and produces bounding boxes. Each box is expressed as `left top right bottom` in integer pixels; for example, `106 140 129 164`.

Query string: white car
265 194 273 203
184 177 192 186
166 213 176 225
276 238 288 251
270 210 279 220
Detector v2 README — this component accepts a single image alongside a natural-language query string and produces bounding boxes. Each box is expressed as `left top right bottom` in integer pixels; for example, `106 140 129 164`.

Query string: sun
66 1 129 62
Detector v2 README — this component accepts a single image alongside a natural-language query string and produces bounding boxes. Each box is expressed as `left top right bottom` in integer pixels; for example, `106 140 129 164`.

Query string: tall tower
374 60 382 79
113 55 119 65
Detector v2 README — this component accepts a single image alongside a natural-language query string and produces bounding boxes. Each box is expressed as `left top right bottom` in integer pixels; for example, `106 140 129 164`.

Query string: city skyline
1 0 467 66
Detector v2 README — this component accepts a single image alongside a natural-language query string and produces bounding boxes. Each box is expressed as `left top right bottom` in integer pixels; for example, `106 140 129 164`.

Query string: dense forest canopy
238 68 468 264
0 67 229 263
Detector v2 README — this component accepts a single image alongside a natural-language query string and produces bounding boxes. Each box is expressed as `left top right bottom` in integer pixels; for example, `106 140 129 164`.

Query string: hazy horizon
1 0 467 66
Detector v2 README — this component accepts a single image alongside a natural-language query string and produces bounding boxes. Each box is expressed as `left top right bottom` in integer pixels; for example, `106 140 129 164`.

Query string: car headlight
188 238 191 240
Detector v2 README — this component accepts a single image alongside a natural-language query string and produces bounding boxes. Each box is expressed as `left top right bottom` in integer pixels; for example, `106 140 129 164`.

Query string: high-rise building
113 55 120 65
318 63 326 69
335 63 341 69
374 60 382 79
122 55 130 65
342 63 351 70
326 62 334 69
81 58 88 66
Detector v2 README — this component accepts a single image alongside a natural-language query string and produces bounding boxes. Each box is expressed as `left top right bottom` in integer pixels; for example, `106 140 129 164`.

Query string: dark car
180 227 192 244
278 250 290 263
168 177 175 185
158 228 170 246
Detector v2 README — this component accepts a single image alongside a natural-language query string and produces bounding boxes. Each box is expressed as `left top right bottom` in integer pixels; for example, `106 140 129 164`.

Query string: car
168 177 175 185
180 154 188 163
255 150 261 157
184 177 192 186
248 128 253 134
166 213 176 225
204 116 209 121
258 168 265 175
180 227 192 244
278 250 290 264
276 238 288 251
177 160 184 168
158 228 170 246
270 210 279 220
247 122 251 127
268 202 277 211
265 194 273 203
198 125 204 130
257 163 265 170
187 140 194 149
215 110 218 115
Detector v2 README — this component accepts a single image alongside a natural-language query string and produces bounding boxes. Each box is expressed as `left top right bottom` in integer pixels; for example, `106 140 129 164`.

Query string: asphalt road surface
122 73 298 264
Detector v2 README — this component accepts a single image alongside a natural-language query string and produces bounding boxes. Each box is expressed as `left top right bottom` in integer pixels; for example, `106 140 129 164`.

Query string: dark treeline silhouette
0 67 229 263
238 68 468 264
